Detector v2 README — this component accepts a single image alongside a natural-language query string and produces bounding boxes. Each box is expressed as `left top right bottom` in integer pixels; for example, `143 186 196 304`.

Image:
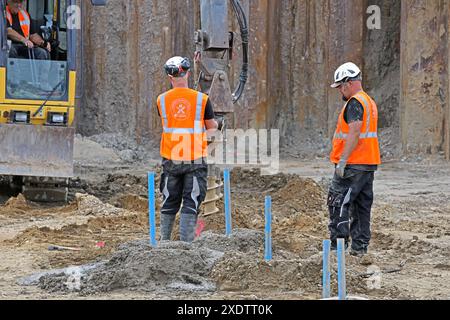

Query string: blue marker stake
148 172 157 247
265 196 272 261
224 169 232 236
337 238 347 300
322 240 331 299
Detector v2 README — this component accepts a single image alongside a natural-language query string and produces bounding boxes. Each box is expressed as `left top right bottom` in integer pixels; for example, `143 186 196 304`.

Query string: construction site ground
0 140 449 300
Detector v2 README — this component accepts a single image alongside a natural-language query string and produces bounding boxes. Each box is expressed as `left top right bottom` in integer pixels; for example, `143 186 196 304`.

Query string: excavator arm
194 0 248 112
195 0 249 216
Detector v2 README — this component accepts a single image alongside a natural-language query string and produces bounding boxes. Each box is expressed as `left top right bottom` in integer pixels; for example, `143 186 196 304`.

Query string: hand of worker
46 42 52 52
335 158 347 178
23 39 34 48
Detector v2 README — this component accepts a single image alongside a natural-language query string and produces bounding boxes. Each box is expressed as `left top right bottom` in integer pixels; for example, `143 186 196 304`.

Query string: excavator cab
3 0 73 103
0 0 105 202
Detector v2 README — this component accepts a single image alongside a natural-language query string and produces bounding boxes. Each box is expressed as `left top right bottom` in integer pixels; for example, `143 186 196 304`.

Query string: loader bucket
0 124 74 178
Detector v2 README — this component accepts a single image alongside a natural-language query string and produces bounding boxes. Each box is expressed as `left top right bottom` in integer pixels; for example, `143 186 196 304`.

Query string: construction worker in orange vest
156 56 218 243
6 0 51 60
328 62 381 256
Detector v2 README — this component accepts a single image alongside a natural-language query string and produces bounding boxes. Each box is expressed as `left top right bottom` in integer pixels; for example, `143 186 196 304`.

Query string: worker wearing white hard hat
155 56 218 243
327 62 381 256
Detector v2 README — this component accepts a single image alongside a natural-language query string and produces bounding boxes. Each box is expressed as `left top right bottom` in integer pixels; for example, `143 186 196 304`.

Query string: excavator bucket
0 124 74 178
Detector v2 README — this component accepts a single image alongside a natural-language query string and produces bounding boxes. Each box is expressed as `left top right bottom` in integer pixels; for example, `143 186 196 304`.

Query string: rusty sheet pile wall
79 0 450 159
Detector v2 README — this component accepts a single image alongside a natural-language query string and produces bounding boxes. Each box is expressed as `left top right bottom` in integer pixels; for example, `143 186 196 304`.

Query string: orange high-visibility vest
157 88 208 161
6 6 31 39
330 91 381 165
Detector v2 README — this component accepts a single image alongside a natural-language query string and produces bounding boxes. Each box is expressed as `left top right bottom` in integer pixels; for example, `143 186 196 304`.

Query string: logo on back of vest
171 98 191 120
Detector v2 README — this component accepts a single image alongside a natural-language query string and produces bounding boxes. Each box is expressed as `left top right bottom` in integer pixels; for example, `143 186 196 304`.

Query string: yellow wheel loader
0 0 105 202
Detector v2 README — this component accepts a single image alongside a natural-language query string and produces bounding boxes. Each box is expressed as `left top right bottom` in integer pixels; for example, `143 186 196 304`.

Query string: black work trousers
327 168 375 252
159 158 208 217
9 43 50 60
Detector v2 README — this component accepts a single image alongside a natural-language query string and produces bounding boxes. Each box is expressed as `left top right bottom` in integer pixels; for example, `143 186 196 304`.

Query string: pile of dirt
73 135 122 165
35 229 263 294
9 212 149 269
70 172 160 204
0 194 72 220
112 194 149 212
4 194 29 211
25 228 400 299
75 193 123 216
211 252 323 294
88 133 160 163
6 194 150 268
23 229 334 297
203 168 328 255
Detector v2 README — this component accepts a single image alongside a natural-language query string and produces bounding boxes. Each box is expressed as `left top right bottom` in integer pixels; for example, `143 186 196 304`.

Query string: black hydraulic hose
230 0 248 104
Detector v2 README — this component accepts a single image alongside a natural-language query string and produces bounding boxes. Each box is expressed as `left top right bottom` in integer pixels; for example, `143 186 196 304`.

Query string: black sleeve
344 98 364 124
7 19 11 28
30 18 38 35
204 98 215 120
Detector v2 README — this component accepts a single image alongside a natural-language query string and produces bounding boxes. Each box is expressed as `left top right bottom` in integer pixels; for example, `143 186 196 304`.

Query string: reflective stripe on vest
334 132 378 139
19 9 30 27
160 92 206 134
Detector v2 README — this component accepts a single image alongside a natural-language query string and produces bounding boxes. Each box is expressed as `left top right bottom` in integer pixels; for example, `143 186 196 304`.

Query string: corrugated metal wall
78 0 450 159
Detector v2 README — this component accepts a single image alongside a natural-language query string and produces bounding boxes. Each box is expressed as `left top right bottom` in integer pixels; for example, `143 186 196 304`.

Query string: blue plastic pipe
224 169 232 236
337 238 347 300
322 240 331 299
148 172 157 247
265 196 272 261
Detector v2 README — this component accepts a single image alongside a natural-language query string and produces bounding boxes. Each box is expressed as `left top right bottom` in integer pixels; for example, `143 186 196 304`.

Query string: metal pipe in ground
337 238 346 300
223 169 232 236
148 172 157 247
322 240 331 299
265 196 272 261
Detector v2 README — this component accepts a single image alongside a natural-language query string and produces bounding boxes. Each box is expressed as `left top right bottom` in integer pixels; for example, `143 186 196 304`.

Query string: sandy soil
1 153 449 300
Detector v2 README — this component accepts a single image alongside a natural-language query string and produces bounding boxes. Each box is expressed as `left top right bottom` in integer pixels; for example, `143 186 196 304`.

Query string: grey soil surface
1 141 450 300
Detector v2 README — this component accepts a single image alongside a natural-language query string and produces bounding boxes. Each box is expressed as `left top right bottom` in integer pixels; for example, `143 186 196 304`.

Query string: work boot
330 240 349 251
349 247 367 257
160 213 176 241
180 213 198 243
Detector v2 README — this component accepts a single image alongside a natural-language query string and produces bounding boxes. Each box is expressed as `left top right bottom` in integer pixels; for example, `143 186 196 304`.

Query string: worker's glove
335 159 347 178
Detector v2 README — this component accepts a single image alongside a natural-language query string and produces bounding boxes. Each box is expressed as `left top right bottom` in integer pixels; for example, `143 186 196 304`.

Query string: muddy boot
180 213 198 243
160 213 175 241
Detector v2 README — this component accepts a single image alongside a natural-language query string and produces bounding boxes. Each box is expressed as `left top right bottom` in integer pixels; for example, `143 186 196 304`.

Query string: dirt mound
201 169 328 254
112 194 149 212
75 193 124 216
35 229 264 294
0 194 75 220
7 193 150 269
70 172 159 204
230 168 290 191
10 212 148 269
211 252 323 294
73 136 122 165
4 194 29 210
31 228 380 298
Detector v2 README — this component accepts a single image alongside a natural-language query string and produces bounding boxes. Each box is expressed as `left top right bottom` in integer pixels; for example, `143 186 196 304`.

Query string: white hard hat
331 62 361 88
164 56 191 77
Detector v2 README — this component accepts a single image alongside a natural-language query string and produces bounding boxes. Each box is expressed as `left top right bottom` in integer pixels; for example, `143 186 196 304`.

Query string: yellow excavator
0 0 105 202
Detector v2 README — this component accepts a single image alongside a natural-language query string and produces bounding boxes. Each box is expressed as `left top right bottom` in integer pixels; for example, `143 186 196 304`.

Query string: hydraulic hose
230 0 248 103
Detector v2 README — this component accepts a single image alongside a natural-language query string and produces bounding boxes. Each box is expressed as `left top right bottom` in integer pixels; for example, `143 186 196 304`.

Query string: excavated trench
4 167 437 299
